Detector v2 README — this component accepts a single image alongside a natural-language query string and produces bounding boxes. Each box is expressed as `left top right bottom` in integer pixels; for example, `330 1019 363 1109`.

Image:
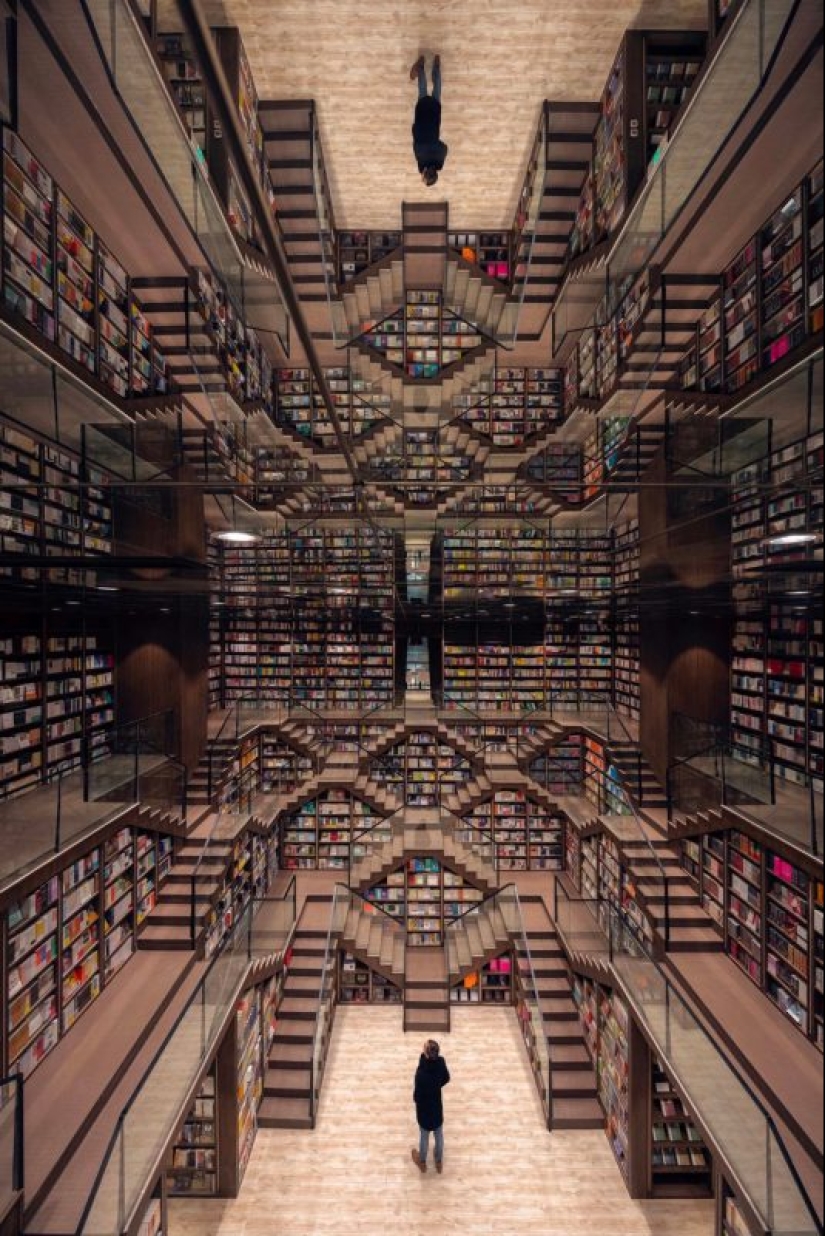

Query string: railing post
118 1122 126 1234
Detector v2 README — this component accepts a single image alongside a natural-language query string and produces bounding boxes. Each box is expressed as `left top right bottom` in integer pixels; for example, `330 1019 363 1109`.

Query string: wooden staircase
259 894 334 1129
617 827 725 954
518 895 603 1129
349 815 497 900
404 946 449 1033
187 737 237 807
137 819 232 951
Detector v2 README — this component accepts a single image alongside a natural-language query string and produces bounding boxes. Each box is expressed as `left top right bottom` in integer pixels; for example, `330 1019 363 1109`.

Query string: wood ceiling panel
173 0 707 229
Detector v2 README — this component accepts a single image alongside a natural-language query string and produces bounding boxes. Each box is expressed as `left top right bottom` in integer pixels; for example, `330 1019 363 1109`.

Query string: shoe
411 1148 427 1173
409 56 425 80
435 1160 444 1174
433 54 441 72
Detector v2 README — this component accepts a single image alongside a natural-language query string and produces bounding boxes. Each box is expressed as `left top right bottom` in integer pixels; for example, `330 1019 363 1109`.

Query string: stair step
258 1095 313 1129
551 1096 604 1130
404 1007 450 1031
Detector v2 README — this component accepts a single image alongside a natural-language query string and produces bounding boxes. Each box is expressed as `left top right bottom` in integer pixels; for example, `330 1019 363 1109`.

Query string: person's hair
424 1039 440 1059
422 168 439 187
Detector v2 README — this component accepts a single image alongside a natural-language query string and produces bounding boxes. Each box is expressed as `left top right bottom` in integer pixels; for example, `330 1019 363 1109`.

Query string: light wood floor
168 1006 716 1236
165 0 707 230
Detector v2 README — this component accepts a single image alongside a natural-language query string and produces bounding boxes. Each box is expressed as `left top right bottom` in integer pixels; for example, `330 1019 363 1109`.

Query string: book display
730 433 823 789
680 829 822 1046
1 127 170 398
260 738 313 795
461 791 565 871
337 230 401 284
450 954 513 1004
371 733 473 809
572 976 631 1183
274 366 390 446
366 861 482 946
650 1056 712 1193
0 632 42 797
678 161 823 397
361 292 483 379
339 951 402 1003
281 792 382 870
236 988 263 1185
448 231 512 283
528 736 583 797
567 33 705 260
453 367 564 447
4 823 176 1076
168 1066 218 1197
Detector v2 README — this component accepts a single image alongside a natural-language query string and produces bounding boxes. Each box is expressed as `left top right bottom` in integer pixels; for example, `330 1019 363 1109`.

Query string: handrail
555 887 824 1235
309 884 349 1125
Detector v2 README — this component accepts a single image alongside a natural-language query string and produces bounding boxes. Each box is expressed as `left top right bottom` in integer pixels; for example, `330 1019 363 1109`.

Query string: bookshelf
453 366 565 447
568 33 705 259
361 292 483 379
461 791 565 872
236 987 263 1186
650 1056 712 1196
337 230 401 284
679 160 824 396
260 737 313 794
339 951 402 1004
0 633 42 797
448 231 512 283
365 860 483 946
598 985 631 1184
6 875 60 1078
371 732 473 809
450 954 513 1004
1 127 171 398
730 432 823 790
274 366 390 447
681 829 822 1047
281 792 382 871
168 1066 218 1197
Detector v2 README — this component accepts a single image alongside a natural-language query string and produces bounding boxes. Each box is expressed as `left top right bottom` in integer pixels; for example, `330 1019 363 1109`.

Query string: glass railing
84 710 187 822
492 885 552 1125
0 1074 24 1215
249 879 298 963
77 901 256 1236
81 0 288 348
555 888 822 1236
310 885 350 1125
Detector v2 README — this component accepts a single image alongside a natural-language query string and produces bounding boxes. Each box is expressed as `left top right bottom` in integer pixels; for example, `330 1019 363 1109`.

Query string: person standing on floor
411 1039 451 1174
410 54 448 186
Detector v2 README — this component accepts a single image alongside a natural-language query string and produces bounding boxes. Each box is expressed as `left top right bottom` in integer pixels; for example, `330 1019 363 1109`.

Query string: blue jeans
419 1124 444 1164
418 60 441 101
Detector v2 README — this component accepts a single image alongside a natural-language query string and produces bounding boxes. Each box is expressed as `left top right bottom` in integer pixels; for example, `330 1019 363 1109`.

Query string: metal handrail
0 1073 24 1197
556 886 824 1235
309 884 348 1125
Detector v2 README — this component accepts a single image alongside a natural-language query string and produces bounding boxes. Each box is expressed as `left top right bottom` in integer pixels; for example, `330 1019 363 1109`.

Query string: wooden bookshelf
448 231 512 283
568 32 706 260
451 953 513 1004
1 127 171 398
361 291 483 379
651 1056 712 1196
236 987 263 1186
168 1065 218 1197
371 732 473 809
274 365 390 447
4 823 175 1077
679 160 824 397
462 791 565 872
337 230 401 284
339 951 402 1004
281 791 382 871
453 366 565 446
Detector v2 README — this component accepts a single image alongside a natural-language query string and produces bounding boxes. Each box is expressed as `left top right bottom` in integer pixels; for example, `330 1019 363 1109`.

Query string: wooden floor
169 1006 715 1236
169 0 708 229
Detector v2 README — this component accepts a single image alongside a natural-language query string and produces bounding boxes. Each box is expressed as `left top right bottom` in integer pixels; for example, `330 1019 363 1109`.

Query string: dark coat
412 97 448 172
413 1054 450 1130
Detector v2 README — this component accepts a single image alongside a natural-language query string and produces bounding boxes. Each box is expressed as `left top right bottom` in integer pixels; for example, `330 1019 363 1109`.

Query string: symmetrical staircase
187 737 237 806
616 826 725 954
137 818 232 950
404 946 450 1033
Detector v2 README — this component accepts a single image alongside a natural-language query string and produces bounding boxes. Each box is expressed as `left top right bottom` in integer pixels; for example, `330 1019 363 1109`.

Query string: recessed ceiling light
786 589 811 597
766 533 818 547
98 585 119 592
66 600 81 606
216 530 259 544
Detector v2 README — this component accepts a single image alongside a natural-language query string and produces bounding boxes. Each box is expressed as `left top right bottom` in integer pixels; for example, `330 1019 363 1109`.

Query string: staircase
515 101 601 342
187 737 237 807
446 900 512 984
339 899 406 990
618 827 725 954
518 895 603 1129
405 946 449 1033
608 740 669 810
259 894 334 1129
443 257 509 340
137 819 232 951
349 817 497 899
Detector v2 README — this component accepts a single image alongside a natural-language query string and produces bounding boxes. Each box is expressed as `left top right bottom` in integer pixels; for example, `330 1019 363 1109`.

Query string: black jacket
413 1054 450 1130
412 97 448 172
